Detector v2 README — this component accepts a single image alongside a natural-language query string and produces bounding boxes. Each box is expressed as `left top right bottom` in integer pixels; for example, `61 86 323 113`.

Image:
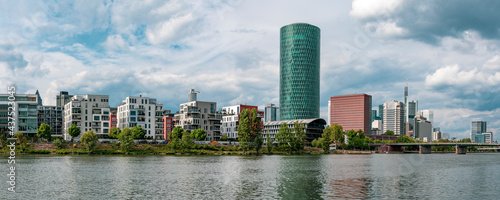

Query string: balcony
92 123 101 128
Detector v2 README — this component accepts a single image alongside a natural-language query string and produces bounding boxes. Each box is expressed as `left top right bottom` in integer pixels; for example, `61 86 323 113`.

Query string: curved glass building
280 23 320 120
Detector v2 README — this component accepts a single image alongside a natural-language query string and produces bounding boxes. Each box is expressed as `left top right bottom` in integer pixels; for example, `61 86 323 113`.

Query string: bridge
373 143 500 154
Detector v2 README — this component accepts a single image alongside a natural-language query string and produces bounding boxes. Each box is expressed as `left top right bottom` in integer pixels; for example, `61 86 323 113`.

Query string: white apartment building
63 95 110 141
174 100 222 141
117 96 164 139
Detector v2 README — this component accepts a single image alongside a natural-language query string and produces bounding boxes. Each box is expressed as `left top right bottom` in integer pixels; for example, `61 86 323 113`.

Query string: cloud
351 0 500 44
102 34 128 50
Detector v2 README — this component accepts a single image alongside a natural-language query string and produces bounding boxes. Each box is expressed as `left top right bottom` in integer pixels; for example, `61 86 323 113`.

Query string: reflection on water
2 154 500 199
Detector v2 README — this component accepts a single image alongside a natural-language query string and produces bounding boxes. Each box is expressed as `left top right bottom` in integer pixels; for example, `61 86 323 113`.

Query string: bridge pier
419 145 431 154
456 145 466 154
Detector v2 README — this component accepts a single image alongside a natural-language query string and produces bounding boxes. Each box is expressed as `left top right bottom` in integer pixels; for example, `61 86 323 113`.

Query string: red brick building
163 116 174 141
329 94 372 134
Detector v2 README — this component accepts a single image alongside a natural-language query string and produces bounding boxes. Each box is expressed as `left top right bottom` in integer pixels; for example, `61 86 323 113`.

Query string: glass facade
280 23 320 120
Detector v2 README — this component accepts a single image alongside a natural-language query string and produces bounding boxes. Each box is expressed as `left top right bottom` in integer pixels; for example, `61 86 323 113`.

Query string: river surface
2 153 500 199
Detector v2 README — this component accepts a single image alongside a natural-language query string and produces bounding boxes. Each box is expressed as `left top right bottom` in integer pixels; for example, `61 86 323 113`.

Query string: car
149 141 159 144
137 140 148 144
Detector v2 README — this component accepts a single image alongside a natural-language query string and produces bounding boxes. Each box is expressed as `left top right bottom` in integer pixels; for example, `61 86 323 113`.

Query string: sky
1 0 500 141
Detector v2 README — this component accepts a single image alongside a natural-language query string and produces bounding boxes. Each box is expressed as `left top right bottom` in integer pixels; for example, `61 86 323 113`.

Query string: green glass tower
280 23 320 120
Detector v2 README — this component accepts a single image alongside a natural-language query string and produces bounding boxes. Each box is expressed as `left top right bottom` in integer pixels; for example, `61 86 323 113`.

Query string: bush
52 139 63 149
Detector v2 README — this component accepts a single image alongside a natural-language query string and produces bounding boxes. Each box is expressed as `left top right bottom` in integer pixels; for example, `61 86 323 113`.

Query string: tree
292 121 306 151
396 135 415 143
322 123 345 149
249 108 263 149
80 130 99 151
170 126 184 140
181 130 194 148
191 129 207 141
14 131 24 141
266 132 273 153
275 122 292 150
68 124 81 142
237 109 252 153
131 125 146 139
52 138 63 149
254 134 263 155
383 130 395 136
221 135 228 141
37 123 52 141
346 129 370 150
109 127 121 139
118 127 135 152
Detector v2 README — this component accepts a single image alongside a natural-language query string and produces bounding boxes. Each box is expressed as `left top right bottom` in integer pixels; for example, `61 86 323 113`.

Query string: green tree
396 135 415 143
275 122 292 151
237 109 252 153
346 129 370 150
80 130 99 151
109 127 121 139
37 123 52 141
322 123 345 149
250 108 263 149
52 138 63 149
14 131 24 142
383 130 395 136
221 134 228 141
266 132 273 153
68 124 81 142
118 127 135 152
191 129 207 141
254 134 263 155
292 121 306 151
170 126 184 140
131 125 146 139
181 131 194 148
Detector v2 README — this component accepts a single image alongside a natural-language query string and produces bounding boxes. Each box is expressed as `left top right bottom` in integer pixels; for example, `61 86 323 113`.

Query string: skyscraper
330 94 372 134
383 100 405 135
420 110 434 124
264 103 280 122
471 121 487 142
280 23 320 120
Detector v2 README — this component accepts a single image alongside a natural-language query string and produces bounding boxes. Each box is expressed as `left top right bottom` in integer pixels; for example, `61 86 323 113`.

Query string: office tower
404 84 408 123
383 100 404 135
63 95 110 141
0 91 43 137
188 89 199 102
280 23 320 120
56 91 73 107
414 116 432 141
420 110 434 124
174 90 222 141
330 94 372 134
264 103 280 122
371 110 377 123
379 104 384 123
222 105 263 139
471 121 487 142
482 132 493 143
117 96 164 139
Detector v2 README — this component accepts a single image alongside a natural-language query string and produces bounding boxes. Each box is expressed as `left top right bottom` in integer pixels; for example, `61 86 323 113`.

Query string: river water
2 153 500 199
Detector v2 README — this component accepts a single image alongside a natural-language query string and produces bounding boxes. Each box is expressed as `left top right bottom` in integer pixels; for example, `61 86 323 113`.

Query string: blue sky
1 0 500 141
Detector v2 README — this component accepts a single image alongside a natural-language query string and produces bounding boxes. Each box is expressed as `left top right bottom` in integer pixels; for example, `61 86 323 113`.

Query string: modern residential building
414 116 432 141
264 103 280 122
221 105 264 139
383 100 404 136
471 121 487 142
263 118 326 144
162 110 176 141
280 23 320 120
109 107 117 129
56 91 73 107
63 95 110 141
117 96 162 139
0 91 43 137
155 104 165 139
37 106 64 137
174 90 222 141
330 94 372 134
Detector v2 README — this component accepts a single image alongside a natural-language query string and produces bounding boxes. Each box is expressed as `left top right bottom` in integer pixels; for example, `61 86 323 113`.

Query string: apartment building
63 95 110 141
0 91 43 137
174 99 222 141
117 96 163 139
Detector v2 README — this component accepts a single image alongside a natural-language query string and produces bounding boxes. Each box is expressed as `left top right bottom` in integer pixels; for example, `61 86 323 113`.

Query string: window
130 110 136 115
94 116 100 120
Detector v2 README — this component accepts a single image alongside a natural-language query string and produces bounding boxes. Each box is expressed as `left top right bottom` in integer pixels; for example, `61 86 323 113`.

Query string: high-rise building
117 96 163 139
280 23 320 120
379 104 384 124
264 103 280 122
383 100 404 136
188 89 199 102
330 94 372 134
371 119 382 135
0 91 43 137
414 116 432 141
38 106 64 137
420 110 434 124
174 90 222 141
221 105 263 139
56 91 73 107
471 121 487 142
404 85 408 123
371 110 378 123
482 132 493 143
433 131 442 141
63 95 110 141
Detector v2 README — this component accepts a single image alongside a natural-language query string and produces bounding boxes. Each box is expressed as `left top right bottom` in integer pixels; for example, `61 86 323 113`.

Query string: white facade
174 100 222 141
371 119 382 135
63 95 110 141
383 100 405 135
117 96 163 139
222 105 240 139
433 131 442 141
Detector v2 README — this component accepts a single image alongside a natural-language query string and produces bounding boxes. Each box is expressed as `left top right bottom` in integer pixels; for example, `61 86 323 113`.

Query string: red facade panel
330 94 371 134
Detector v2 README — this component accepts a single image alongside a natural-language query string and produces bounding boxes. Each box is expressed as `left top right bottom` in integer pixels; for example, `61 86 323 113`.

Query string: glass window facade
280 23 320 120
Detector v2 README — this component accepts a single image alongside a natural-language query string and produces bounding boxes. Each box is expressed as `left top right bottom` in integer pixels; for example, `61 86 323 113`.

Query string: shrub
52 139 63 149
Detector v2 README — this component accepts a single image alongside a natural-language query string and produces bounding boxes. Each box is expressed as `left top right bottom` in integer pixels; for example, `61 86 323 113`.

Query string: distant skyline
1 0 500 141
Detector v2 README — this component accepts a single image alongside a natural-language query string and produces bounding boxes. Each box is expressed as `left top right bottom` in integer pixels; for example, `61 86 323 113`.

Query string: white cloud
146 13 198 45
350 0 402 19
102 34 128 50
